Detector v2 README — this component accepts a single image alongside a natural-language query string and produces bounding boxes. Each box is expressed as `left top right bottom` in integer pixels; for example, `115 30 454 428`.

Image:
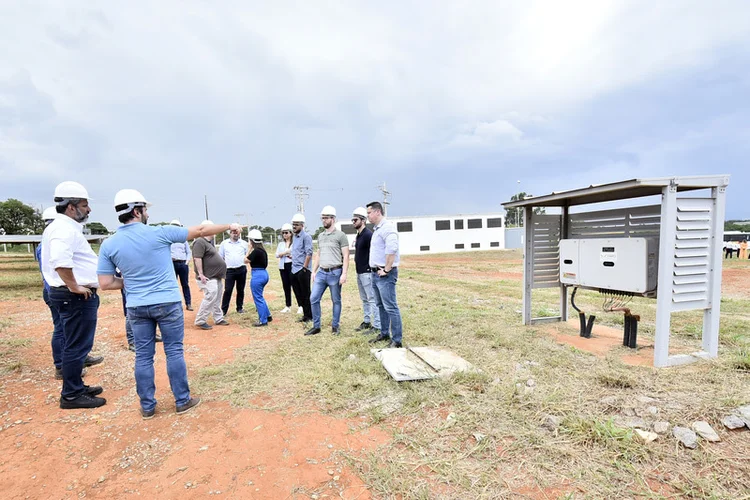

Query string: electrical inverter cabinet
559 238 659 294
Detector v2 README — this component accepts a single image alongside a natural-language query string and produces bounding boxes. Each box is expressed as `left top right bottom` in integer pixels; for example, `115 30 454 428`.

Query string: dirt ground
0 279 388 499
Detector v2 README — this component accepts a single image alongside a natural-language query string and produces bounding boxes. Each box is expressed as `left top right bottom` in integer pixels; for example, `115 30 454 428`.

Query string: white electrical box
559 237 658 294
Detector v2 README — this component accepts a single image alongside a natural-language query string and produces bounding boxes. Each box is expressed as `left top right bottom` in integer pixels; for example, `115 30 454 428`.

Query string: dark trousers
222 266 247 315
172 261 192 306
279 262 293 307
48 287 99 398
42 288 64 368
291 269 312 319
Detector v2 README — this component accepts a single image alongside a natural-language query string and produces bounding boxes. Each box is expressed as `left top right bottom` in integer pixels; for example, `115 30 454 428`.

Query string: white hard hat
201 219 214 225
170 219 182 226
320 205 337 217
352 207 367 219
54 181 89 201
248 229 263 242
114 189 152 215
281 223 293 231
42 207 57 221
291 213 306 224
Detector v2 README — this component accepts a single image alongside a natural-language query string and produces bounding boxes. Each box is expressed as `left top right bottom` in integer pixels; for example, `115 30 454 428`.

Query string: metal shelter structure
502 175 730 367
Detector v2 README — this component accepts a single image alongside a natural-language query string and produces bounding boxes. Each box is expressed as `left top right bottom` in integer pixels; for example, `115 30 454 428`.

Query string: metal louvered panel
671 198 713 311
531 215 561 288
569 205 661 239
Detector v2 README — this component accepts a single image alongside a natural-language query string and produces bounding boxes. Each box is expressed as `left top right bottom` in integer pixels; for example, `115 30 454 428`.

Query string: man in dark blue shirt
351 207 380 333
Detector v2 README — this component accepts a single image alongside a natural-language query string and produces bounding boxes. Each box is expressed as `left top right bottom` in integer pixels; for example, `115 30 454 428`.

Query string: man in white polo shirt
219 225 248 315
42 181 105 409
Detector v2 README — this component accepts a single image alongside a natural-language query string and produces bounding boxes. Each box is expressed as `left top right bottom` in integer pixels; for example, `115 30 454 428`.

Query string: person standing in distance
98 189 240 418
366 201 403 348
305 206 349 336
351 207 380 334
169 220 193 311
246 229 272 327
42 181 106 409
275 223 295 313
219 225 248 315
290 213 313 323
192 220 229 330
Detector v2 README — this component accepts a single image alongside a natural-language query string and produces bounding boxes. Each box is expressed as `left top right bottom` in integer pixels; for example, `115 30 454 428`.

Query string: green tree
0 199 44 235
85 222 110 235
504 192 545 227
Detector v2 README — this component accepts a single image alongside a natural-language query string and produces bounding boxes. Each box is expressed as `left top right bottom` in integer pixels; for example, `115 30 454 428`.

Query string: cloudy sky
1 1 749 231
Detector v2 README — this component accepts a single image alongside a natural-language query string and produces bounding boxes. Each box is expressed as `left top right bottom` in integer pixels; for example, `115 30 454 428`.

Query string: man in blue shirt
290 213 313 323
98 189 239 419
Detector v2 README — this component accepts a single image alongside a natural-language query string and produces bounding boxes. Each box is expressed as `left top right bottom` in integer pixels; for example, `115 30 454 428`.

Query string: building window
397 222 413 232
471 243 480 248
340 223 357 235
420 245 430 251
490 241 500 247
454 219 464 230
455 243 465 249
435 220 450 231
468 218 482 229
487 218 503 228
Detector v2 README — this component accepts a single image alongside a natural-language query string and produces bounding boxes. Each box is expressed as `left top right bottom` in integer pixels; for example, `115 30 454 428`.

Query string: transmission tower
293 185 310 214
377 182 391 214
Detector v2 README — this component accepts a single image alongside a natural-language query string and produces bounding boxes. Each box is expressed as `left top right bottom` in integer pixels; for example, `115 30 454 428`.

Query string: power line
377 182 391 214
292 185 309 214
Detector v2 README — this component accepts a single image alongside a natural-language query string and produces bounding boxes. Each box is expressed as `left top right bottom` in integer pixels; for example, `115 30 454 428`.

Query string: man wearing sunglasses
351 207 380 334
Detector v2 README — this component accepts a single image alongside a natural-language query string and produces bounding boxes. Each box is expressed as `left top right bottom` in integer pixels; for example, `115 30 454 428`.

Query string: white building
338 212 506 255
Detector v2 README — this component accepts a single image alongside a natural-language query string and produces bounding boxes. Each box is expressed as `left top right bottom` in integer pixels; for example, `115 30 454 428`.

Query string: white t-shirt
41 215 99 287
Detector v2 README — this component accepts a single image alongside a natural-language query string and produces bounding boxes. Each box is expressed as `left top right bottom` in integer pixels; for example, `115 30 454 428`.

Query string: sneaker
84 385 103 396
297 306 303 314
355 322 372 332
280 307 291 313
141 408 156 420
252 322 268 327
304 327 321 336
84 355 104 367
155 335 163 343
55 367 87 380
176 397 201 415
196 323 213 330
60 393 106 409
237 309 245 314
215 319 230 326
186 305 194 311
332 326 340 335
388 341 403 348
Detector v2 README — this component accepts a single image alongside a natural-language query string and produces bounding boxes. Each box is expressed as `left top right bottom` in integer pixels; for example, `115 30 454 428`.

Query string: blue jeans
48 287 99 398
250 269 271 323
310 268 342 329
372 267 403 343
42 287 65 368
127 301 191 411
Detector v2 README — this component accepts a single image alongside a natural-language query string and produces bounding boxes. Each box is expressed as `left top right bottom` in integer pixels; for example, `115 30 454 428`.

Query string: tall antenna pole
377 182 391 215
204 195 209 220
293 185 310 214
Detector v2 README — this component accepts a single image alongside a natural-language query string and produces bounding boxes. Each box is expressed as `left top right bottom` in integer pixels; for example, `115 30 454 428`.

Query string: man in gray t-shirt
305 205 350 336
192 220 229 330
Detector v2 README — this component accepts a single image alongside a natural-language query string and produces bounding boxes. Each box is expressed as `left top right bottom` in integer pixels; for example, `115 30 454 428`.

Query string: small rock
198 445 209 452
347 354 357 361
541 414 562 432
525 379 536 388
98 476 105 483
622 407 636 417
328 469 334 476
599 396 618 406
333 475 340 481
646 406 659 416
672 426 698 449
692 421 720 442
446 413 456 422
634 429 658 443
327 444 333 449
185 482 193 488
613 416 648 429
736 405 750 420
721 415 747 430
636 396 657 404
82 464 88 469
14 420 22 425
311 495 319 500
653 421 670 434
472 432 486 443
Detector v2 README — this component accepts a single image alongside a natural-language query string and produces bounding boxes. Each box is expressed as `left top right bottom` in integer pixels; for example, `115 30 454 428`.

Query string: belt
51 285 98 294
172 259 186 264
228 266 246 270
319 265 342 272
371 266 397 272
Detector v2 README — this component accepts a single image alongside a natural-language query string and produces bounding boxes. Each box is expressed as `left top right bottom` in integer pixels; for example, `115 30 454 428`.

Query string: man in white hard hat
192 220 229 329
305 206 349 336
219 224 248 315
290 213 314 322
169 220 193 311
98 188 240 418
366 201 403 348
42 181 106 409
351 207 380 334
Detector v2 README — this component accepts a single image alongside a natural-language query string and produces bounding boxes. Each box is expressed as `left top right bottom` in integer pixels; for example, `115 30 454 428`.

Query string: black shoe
252 322 268 327
141 408 156 420
304 327 321 336
368 334 390 344
186 305 194 311
355 322 372 332
60 393 106 409
155 335 163 343
237 309 245 314
388 341 403 348
267 316 273 322
297 317 310 323
196 323 212 330
128 343 135 352
84 385 103 396
55 367 87 380
84 355 104 367
216 319 230 326
176 397 201 414
332 326 340 335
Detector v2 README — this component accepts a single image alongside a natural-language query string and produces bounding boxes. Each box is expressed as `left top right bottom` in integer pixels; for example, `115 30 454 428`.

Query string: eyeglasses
321 216 334 220
282 231 291 234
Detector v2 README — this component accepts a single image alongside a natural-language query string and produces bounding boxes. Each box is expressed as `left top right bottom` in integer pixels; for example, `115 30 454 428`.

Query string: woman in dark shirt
246 230 272 327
